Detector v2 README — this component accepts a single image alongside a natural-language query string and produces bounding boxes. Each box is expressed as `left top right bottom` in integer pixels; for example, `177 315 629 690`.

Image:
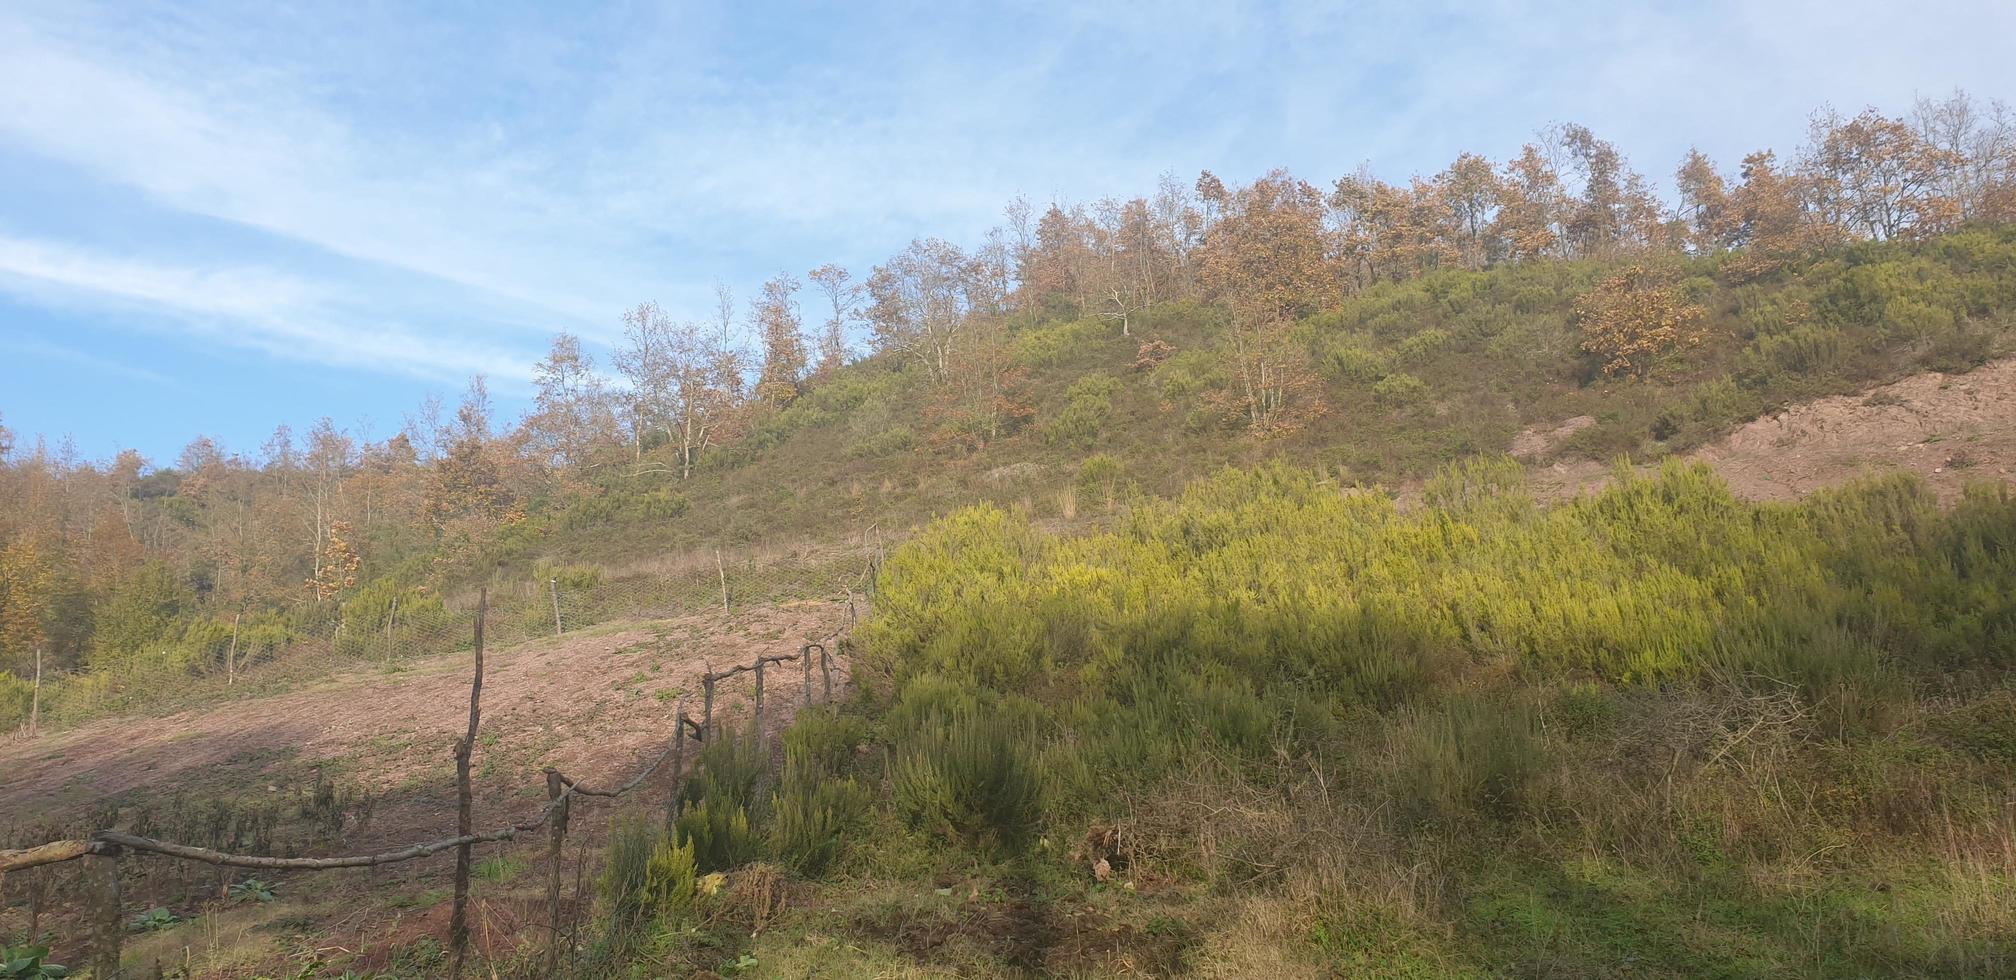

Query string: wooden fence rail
0 618 845 980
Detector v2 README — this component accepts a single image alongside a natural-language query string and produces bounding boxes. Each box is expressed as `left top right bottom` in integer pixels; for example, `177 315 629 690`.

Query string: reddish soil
1527 357 2016 502
0 601 850 833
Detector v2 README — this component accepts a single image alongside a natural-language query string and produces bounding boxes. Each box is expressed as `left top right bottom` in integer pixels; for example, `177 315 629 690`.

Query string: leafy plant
230 878 278 902
129 907 181 932
0 945 68 979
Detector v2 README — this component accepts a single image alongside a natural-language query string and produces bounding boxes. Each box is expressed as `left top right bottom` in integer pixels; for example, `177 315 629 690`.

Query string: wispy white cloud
0 332 175 387
0 232 531 382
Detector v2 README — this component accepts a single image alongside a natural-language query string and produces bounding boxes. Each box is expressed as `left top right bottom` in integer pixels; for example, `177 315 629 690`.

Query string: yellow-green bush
859 457 2016 832
892 708 1043 853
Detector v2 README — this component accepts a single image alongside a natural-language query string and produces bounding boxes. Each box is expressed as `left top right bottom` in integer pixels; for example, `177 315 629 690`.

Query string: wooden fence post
450 588 487 977
89 844 122 979
753 661 766 750
543 768 569 978
821 644 834 703
28 648 40 736
802 646 814 709
715 549 729 613
702 675 716 743
385 597 397 664
550 577 563 636
668 694 688 825
226 613 240 685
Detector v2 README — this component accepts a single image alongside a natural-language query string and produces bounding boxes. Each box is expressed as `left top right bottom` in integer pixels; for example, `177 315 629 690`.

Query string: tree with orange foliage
1804 108 1962 241
751 273 809 405
1198 170 1333 435
1436 152 1503 269
1575 267 1707 378
1493 145 1565 262
1675 149 1737 254
306 519 360 601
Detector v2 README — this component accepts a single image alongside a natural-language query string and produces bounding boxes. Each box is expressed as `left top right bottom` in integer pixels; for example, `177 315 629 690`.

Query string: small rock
1093 858 1112 882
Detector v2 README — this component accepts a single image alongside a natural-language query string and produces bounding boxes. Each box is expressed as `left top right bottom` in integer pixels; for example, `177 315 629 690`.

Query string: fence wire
10 535 884 734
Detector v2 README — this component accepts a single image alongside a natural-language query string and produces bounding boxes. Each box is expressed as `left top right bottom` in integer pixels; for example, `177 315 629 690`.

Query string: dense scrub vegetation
593 459 2016 976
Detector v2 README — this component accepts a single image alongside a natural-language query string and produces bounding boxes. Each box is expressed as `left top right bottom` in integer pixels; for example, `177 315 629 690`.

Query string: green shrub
531 561 604 592
1389 696 1546 825
602 815 697 925
1326 343 1392 383
767 751 869 877
848 426 916 459
1011 319 1112 369
893 709 1043 852
1153 348 1226 402
781 708 870 777
1042 374 1121 447
1927 691 2016 766
674 796 759 873
682 732 765 813
1077 453 1128 507
0 671 32 730
1372 373 1431 406
1395 328 1454 364
1422 454 1532 520
1551 682 1622 740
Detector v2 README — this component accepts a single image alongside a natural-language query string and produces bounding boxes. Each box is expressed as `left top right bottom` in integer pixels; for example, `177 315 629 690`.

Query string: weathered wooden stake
702 675 716 743
28 648 41 736
715 549 729 612
550 577 563 636
89 844 123 979
753 660 766 750
821 644 834 703
450 588 487 977
802 645 814 709
385 597 397 664
543 768 569 978
225 613 240 685
667 694 689 825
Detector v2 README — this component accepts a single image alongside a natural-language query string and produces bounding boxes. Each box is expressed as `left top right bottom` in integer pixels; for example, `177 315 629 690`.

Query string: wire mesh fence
8 534 886 734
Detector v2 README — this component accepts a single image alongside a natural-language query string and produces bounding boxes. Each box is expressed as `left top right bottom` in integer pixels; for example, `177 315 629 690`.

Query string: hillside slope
1528 354 2016 501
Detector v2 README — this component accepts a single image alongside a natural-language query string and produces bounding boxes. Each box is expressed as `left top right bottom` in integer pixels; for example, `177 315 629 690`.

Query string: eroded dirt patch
0 601 848 832
1530 357 2016 502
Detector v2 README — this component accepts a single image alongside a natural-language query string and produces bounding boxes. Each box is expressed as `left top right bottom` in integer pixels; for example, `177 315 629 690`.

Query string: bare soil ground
1527 357 2016 502
0 601 849 831
2 601 851 976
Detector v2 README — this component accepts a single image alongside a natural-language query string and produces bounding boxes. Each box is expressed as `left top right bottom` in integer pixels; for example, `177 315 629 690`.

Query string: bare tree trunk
450 589 487 976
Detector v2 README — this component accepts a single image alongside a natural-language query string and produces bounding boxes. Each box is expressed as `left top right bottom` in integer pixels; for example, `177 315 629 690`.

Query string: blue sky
3 0 2014 464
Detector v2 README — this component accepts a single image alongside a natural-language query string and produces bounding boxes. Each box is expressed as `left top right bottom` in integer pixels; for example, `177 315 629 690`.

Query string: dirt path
0 601 848 830
1526 357 2016 502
